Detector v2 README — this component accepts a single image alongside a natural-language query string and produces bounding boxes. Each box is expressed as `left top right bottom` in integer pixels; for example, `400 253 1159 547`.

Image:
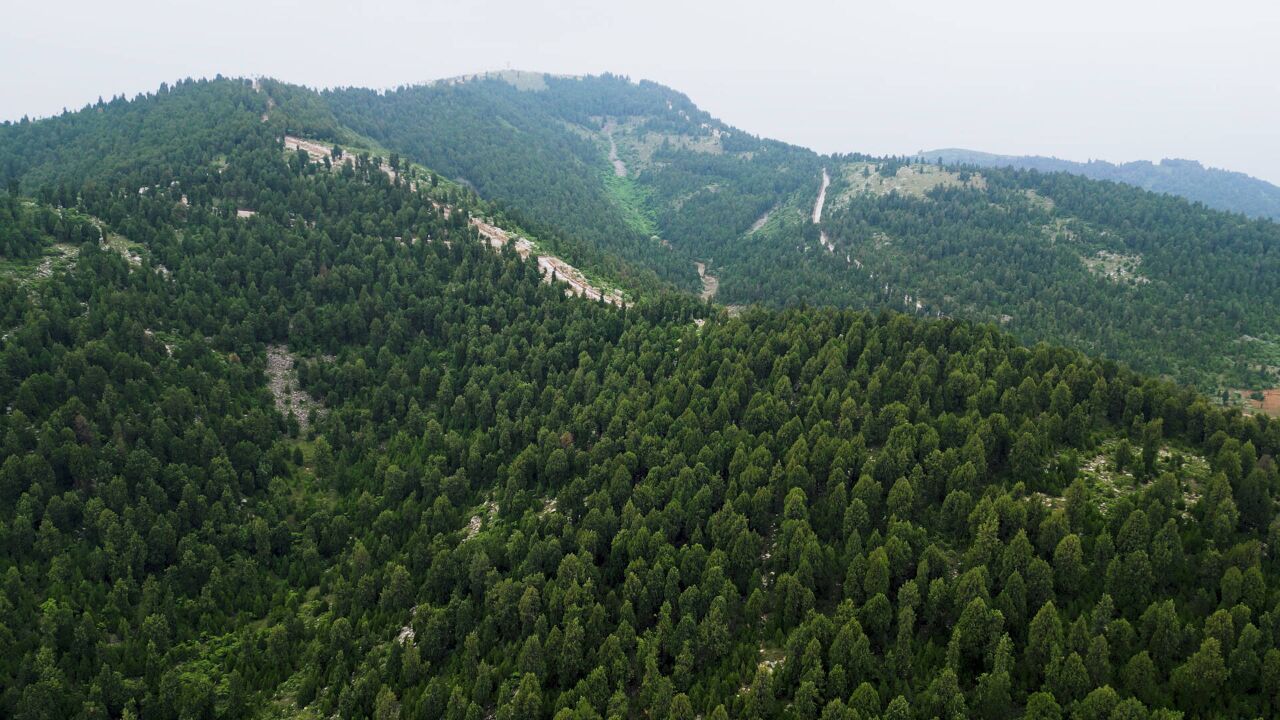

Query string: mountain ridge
919 147 1280 220
5 73 1280 390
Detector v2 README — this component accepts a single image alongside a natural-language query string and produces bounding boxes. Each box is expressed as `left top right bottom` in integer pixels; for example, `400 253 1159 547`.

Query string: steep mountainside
4 75 1280 720
318 72 1280 391
324 73 822 294
802 158 1280 390
920 149 1280 221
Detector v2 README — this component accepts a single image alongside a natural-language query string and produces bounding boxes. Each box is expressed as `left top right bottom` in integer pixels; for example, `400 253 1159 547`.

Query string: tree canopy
2 75 1280 720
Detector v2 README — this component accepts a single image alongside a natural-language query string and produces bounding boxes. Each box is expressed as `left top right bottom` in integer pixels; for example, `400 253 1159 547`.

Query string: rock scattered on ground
463 500 499 541
695 261 719 301
265 344 324 432
285 135 626 307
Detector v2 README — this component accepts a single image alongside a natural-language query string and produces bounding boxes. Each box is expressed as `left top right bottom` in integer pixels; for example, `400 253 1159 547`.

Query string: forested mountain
323 73 821 294
919 149 1280 221
4 75 1280 720
315 72 1280 392
794 159 1280 391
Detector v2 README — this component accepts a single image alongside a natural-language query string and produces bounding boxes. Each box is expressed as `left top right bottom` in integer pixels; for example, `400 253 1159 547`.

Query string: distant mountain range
919 148 1280 220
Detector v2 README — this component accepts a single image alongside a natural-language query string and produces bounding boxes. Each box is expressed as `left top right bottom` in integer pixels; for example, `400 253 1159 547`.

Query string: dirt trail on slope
748 208 772 234
602 119 628 178
470 216 625 306
812 168 830 224
812 168 834 252
284 135 625 307
695 261 719 301
285 136 335 160
253 78 274 122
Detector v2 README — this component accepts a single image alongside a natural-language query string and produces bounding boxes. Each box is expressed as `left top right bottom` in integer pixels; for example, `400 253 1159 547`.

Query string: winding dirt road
602 120 628 178
748 209 772 234
812 168 830 223
812 168 834 252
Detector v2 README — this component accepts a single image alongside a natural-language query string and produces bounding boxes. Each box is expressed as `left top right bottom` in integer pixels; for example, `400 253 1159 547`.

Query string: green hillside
805 159 1280 390
321 74 1280 391
2 76 1280 720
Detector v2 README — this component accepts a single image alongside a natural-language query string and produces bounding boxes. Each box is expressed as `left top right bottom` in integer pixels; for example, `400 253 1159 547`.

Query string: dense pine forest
319 72 1280 392
766 160 1280 390
3 76 1280 720
324 75 707 294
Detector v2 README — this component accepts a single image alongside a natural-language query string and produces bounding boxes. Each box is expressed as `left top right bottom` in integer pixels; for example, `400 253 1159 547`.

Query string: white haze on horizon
4 0 1279 184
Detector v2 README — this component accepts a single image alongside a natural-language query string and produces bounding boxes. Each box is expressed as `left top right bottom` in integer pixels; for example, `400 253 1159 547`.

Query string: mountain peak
425 69 583 92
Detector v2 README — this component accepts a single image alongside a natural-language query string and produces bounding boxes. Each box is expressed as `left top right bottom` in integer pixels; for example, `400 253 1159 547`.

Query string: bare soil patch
748 208 772 234
1232 388 1280 416
464 500 499 541
695 261 719 301
602 119 628 178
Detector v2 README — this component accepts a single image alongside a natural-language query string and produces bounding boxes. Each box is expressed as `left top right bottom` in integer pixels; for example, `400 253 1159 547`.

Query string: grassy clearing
491 69 549 92
1082 250 1148 285
757 646 786 678
1024 188 1056 211
602 171 660 239
1195 335 1280 397
1042 438 1211 514
834 162 986 207
1234 334 1280 387
0 205 111 285
602 116 725 173
104 231 143 265
0 242 79 285
0 252 50 284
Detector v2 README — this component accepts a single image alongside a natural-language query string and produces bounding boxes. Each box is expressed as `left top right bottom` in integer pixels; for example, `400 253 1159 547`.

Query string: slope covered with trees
324 76 701 293
0 77 270 192
3 76 1280 720
775 159 1280 390
921 149 1280 221
320 73 1280 392
324 73 822 295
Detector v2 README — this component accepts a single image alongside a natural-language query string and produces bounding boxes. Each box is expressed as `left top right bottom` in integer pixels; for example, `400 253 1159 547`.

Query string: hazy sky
5 0 1279 182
